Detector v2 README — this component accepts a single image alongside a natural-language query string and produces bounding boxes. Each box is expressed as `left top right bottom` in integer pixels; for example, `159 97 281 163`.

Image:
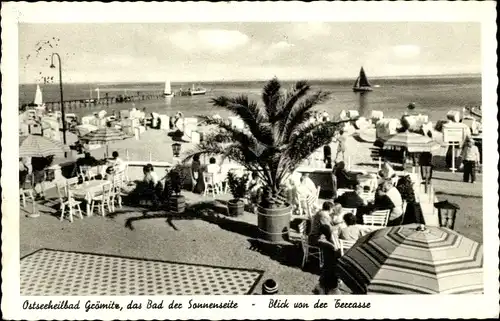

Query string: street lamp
50 53 67 146
434 200 460 230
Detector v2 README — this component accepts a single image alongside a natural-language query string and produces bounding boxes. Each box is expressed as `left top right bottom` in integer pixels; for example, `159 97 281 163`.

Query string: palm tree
184 78 346 240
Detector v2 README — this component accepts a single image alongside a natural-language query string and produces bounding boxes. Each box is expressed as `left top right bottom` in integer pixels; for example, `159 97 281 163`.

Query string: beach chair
89 182 113 217
363 209 390 227
56 183 83 223
339 239 356 256
297 218 323 269
20 188 35 208
202 172 219 198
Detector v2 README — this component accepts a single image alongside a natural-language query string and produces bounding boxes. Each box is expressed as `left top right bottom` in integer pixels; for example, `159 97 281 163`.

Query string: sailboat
352 67 373 92
163 80 174 97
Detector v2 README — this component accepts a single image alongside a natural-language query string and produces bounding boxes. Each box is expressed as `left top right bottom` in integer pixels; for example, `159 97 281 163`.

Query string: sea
19 75 481 121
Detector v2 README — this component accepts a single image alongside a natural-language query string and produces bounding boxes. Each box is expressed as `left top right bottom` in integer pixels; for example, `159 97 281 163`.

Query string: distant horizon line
20 72 481 85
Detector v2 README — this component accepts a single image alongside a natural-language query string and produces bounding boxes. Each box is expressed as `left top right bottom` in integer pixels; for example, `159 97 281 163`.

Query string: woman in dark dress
396 175 425 224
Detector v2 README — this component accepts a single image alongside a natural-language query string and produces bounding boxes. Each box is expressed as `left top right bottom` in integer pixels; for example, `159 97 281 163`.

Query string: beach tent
446 110 461 123
375 118 402 142
338 224 483 294
462 116 480 135
347 110 359 119
370 110 384 122
98 110 107 119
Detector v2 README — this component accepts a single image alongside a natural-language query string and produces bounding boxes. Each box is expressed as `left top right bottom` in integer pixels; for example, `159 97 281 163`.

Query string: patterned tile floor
21 249 264 295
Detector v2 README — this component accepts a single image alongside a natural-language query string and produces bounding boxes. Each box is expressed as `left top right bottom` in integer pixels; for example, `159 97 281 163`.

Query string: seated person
109 151 126 174
205 157 222 186
339 213 363 241
332 161 357 189
308 201 336 247
375 180 403 226
335 183 366 209
295 173 318 213
146 163 159 185
330 203 346 236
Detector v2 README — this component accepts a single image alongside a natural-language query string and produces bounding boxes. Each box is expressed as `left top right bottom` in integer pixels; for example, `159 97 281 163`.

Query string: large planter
228 199 245 217
168 195 186 214
257 205 292 243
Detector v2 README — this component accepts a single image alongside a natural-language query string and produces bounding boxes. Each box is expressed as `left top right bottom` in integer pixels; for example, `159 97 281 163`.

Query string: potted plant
184 78 344 243
165 165 187 213
226 171 250 217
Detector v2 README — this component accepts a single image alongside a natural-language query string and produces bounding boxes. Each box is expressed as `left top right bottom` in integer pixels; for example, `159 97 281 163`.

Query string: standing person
19 157 31 189
460 137 480 183
335 130 347 162
308 201 341 295
323 144 332 169
190 154 202 192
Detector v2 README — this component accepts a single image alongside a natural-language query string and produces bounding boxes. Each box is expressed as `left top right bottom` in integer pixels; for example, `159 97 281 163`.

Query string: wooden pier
23 92 165 113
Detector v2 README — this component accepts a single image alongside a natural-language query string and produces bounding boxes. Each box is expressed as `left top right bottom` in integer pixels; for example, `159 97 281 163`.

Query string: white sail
34 84 43 106
95 88 100 100
164 81 172 95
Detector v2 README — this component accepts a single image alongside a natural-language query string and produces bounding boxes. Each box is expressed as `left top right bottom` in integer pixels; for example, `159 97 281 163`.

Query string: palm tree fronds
262 77 282 121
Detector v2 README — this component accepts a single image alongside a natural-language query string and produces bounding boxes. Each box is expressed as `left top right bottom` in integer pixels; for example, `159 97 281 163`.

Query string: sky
19 22 481 84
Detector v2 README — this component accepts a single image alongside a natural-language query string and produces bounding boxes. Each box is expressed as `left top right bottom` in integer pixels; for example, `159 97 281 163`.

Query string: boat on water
83 86 98 103
163 80 174 97
179 84 207 96
352 67 373 92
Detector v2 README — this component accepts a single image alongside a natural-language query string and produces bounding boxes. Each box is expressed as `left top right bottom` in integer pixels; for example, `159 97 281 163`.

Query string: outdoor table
70 179 110 216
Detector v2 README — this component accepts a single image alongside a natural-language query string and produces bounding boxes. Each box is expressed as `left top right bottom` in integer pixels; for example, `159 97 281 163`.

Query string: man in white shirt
111 151 126 173
382 180 403 224
295 173 318 214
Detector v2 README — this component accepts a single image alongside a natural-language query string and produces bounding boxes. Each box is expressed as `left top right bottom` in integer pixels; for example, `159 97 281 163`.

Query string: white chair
339 239 356 256
340 207 357 217
111 175 124 211
363 209 390 227
66 177 80 188
56 183 83 222
20 188 35 208
359 191 375 203
297 219 323 269
90 182 113 217
202 172 219 197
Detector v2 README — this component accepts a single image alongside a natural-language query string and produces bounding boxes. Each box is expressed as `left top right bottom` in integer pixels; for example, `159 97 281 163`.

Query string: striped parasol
383 131 440 153
338 224 483 294
80 126 131 156
80 127 130 144
19 134 69 158
75 124 98 137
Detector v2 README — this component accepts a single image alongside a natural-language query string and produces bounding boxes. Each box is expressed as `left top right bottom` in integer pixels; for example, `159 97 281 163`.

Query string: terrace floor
19 170 482 295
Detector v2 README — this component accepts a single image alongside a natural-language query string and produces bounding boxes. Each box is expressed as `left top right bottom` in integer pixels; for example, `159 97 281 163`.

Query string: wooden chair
297 218 323 269
339 239 356 256
20 188 35 208
202 172 219 197
56 183 83 222
89 182 113 217
363 209 390 227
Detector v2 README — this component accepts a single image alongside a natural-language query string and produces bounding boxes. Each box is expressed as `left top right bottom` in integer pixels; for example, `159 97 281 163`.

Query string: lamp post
50 53 67 146
434 200 460 230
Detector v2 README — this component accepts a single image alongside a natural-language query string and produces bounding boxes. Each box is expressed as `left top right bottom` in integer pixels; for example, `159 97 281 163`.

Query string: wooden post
378 157 382 170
